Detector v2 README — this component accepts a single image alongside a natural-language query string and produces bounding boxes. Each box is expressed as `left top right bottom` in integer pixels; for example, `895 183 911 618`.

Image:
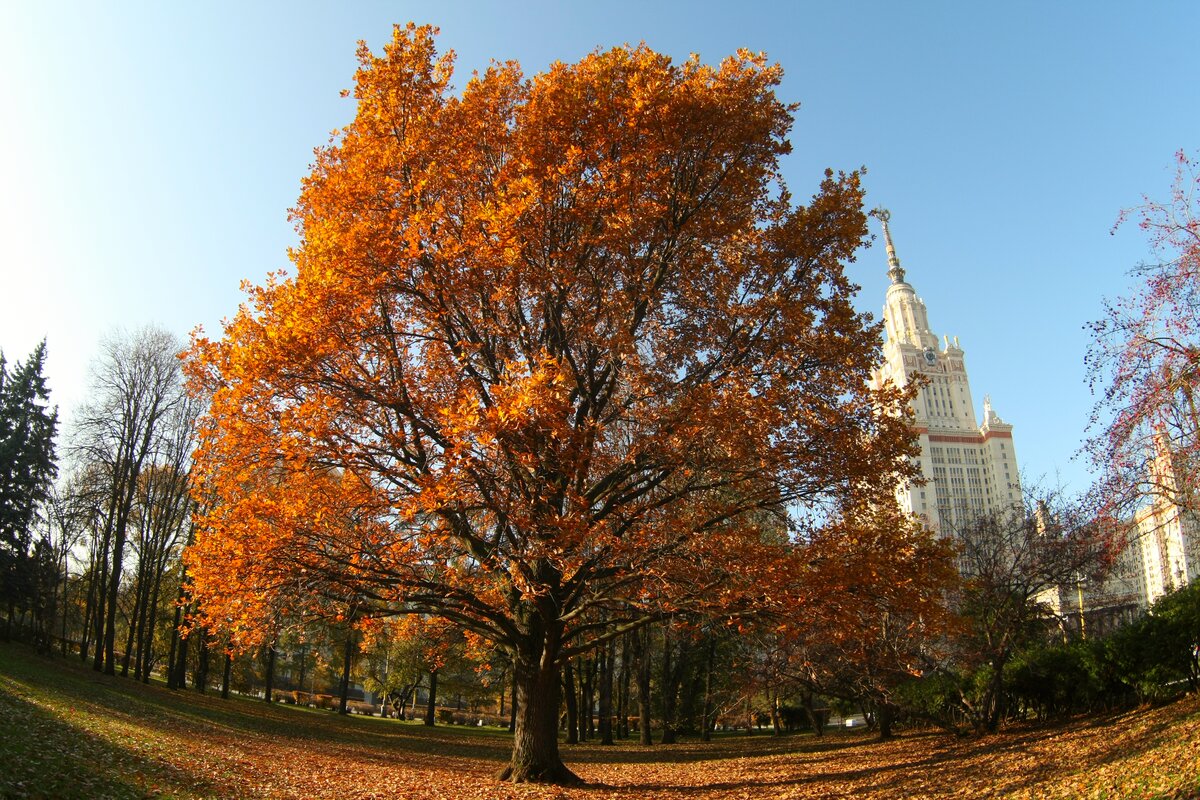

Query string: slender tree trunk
221 652 232 699
424 669 438 726
139 565 165 683
636 626 653 746
102 514 131 676
58 552 70 658
701 635 716 742
660 631 678 744
80 564 96 663
129 551 154 680
122 572 144 677
338 632 353 715
176 628 191 689
563 659 578 744
195 635 209 694
296 650 306 701
618 634 631 740
985 656 1006 733
91 525 111 672
508 672 517 732
264 645 276 703
599 641 614 745
577 656 592 742
166 599 187 690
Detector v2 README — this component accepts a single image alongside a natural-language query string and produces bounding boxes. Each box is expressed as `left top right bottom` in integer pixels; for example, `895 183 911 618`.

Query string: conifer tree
0 340 59 634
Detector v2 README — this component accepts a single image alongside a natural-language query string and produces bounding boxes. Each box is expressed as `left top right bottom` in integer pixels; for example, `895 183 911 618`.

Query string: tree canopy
184 24 917 783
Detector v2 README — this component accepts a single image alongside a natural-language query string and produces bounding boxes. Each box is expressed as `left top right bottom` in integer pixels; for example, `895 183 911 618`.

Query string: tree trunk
338 632 353 715
563 659 578 744
168 607 189 690
139 556 167 683
877 701 897 741
803 691 823 738
598 641 614 745
80 564 95 663
121 571 144 677
58 552 70 658
90 527 111 672
102 515 129 676
221 652 232 699
770 691 783 736
985 657 1006 733
660 632 678 745
166 569 189 689
296 650 307 700
618 635 631 740
264 645 276 703
508 673 517 732
578 656 591 742
496 634 578 784
424 669 438 726
701 635 715 742
636 627 653 746
195 635 209 693
168 624 187 690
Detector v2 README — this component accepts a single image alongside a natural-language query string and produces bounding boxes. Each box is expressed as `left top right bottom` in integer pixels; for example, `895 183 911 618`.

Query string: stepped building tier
867 209 1021 532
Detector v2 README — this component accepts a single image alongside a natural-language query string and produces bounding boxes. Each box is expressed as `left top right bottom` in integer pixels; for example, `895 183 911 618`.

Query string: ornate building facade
1132 433 1200 605
868 210 1022 533
865 211 1197 630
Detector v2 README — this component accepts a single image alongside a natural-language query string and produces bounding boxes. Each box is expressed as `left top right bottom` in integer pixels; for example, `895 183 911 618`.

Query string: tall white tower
868 209 1022 532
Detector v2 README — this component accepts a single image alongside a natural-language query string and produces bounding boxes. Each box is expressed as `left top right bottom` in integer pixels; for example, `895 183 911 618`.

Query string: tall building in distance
868 209 1022 532
1131 432 1200 604
864 210 1197 630
1039 431 1197 634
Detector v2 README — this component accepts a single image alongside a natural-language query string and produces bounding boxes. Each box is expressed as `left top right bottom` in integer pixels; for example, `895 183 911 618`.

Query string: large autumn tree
185 24 916 784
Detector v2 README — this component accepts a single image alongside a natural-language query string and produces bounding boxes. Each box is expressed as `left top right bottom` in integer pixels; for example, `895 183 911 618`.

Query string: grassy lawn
1 642 1198 799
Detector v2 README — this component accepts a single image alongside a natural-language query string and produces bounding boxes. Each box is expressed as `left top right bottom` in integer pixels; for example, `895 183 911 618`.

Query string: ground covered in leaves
1 643 1197 799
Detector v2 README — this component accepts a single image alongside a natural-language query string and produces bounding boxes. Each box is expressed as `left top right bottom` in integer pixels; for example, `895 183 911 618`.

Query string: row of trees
0 328 200 695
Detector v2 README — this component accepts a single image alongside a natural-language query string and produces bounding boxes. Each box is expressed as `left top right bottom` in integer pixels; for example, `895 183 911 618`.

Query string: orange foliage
758 497 959 715
183 24 919 781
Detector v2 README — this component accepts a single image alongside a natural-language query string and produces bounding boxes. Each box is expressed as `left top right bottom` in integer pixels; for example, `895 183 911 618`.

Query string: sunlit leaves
183 24 916 718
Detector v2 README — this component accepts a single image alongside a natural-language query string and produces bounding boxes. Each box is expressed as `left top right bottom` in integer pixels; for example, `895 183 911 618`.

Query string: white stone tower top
871 208 938 352
876 207 906 285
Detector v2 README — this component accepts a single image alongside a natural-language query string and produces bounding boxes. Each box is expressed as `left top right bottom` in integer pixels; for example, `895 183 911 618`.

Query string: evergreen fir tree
0 340 59 631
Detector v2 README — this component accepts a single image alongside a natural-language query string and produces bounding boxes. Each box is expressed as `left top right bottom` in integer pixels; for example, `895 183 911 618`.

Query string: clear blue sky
2 2 1197 495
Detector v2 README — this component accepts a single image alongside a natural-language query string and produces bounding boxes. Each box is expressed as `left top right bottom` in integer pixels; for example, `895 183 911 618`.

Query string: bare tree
944 488 1112 732
72 326 188 675
123 393 200 680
